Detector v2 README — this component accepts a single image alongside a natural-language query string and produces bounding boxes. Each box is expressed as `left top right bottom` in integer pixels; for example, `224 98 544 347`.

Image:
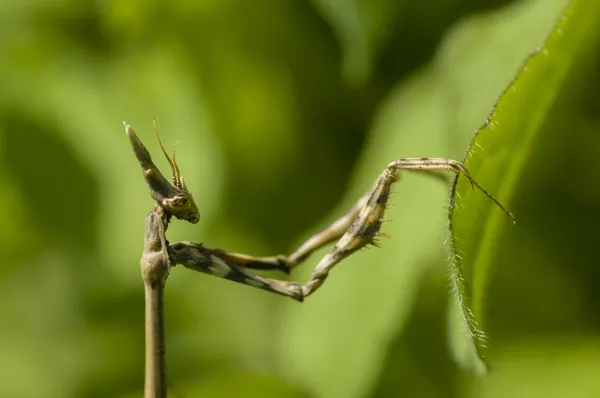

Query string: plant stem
141 209 171 398
144 281 166 398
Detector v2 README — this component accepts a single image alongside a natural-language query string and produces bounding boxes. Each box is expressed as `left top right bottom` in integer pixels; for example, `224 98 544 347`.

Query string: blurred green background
2 0 600 397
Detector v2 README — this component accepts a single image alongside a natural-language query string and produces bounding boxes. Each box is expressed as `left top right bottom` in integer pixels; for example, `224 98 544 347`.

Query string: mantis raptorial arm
173 194 369 275
166 159 514 301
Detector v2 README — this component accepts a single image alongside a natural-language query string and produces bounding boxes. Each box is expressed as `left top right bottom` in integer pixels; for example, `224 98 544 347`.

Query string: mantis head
124 120 200 224
160 177 200 224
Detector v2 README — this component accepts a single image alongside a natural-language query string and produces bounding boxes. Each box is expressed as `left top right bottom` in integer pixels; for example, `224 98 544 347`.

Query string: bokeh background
2 0 600 397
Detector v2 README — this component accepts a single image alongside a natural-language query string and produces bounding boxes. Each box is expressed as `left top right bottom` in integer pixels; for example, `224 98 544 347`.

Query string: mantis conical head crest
125 121 200 224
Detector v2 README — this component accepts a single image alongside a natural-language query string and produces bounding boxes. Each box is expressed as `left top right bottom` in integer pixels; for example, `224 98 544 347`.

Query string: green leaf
448 0 600 373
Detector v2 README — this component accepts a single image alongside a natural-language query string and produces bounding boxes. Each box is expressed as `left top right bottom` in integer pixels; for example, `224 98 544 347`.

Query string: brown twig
141 208 170 398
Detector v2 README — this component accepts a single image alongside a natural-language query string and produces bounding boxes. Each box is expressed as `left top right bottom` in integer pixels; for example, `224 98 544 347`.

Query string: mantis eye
173 196 188 206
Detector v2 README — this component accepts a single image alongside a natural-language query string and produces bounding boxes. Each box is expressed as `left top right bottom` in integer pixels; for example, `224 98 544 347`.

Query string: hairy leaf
448 0 600 373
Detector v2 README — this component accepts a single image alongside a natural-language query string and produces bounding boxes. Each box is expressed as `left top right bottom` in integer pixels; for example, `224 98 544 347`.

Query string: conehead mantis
125 122 514 301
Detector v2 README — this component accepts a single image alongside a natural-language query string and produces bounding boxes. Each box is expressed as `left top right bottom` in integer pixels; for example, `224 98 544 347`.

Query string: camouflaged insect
126 122 514 301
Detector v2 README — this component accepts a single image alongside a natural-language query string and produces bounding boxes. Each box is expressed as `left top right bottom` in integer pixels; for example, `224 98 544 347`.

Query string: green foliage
1 0 600 397
449 0 600 374
309 0 403 84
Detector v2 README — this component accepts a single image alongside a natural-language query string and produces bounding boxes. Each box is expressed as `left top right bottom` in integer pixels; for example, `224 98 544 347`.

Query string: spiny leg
386 158 514 220
168 242 304 301
199 246 291 274
169 158 513 301
185 194 369 275
299 158 514 298
287 194 369 268
198 158 514 276
166 166 391 301
165 195 370 300
296 158 514 297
